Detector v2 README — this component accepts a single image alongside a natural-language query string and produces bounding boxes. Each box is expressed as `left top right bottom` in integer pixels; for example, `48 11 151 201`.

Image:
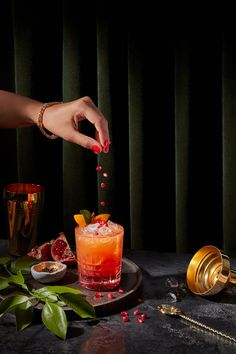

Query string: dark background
0 1 236 255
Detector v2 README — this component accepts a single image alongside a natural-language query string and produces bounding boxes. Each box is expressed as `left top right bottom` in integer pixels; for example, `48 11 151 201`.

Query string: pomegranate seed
103 172 108 178
96 166 102 172
107 293 115 299
117 289 124 294
98 220 106 227
101 182 106 188
141 313 148 320
95 292 102 298
120 311 128 316
100 201 105 206
122 316 129 322
136 298 143 304
95 231 99 235
136 317 144 324
133 309 141 316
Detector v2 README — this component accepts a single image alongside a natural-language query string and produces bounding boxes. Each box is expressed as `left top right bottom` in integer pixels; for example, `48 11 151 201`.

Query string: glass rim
4 183 44 194
75 223 124 237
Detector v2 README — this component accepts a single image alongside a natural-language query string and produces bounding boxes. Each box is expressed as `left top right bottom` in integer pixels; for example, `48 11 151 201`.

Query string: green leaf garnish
34 291 58 303
0 255 96 339
0 277 10 291
10 256 39 275
58 293 96 319
15 300 33 330
79 209 92 224
0 295 28 317
7 271 25 286
44 285 82 295
0 257 10 265
42 302 67 340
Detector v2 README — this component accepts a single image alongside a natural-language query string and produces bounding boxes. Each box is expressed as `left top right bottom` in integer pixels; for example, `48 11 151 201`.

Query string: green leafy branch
0 256 96 340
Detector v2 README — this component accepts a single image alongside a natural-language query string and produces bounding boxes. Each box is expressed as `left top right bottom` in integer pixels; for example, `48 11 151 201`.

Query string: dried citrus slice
93 214 111 223
74 214 87 227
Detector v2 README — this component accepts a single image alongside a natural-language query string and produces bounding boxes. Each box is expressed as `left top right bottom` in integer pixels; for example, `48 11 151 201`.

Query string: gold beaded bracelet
37 102 61 139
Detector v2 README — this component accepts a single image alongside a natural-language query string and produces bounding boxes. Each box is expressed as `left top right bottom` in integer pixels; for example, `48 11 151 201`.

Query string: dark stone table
1 240 236 354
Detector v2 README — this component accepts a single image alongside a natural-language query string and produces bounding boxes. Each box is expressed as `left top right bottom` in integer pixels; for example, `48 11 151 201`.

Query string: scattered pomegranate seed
136 317 144 324
133 309 141 316
101 182 106 188
122 316 129 322
96 166 102 172
103 172 108 178
95 292 102 298
100 201 105 206
141 313 148 320
120 310 149 325
107 293 115 299
117 289 124 294
136 298 143 304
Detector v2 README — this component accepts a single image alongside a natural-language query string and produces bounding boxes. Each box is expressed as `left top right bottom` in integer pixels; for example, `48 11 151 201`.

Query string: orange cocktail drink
75 221 124 290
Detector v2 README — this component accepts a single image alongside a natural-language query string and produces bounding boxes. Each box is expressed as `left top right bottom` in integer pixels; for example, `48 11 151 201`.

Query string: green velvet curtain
0 1 236 255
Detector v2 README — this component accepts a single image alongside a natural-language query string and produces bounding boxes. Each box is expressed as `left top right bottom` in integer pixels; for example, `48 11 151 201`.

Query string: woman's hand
0 91 110 153
42 96 110 153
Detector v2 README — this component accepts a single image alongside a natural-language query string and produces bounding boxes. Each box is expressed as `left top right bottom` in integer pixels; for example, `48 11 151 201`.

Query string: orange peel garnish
74 211 111 226
93 214 111 223
74 214 87 227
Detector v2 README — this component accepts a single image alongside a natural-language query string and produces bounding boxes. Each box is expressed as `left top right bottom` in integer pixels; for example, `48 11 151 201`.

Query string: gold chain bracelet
37 102 61 139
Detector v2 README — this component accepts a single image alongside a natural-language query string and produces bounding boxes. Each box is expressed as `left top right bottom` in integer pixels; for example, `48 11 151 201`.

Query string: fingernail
103 144 110 153
103 139 109 147
91 145 101 154
103 139 110 153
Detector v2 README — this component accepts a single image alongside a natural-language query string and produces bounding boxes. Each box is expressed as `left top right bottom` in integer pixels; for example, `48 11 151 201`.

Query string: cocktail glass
75 221 124 291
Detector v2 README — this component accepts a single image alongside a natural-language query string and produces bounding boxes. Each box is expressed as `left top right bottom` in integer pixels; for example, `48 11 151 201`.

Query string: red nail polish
103 144 109 153
103 139 109 147
92 145 101 154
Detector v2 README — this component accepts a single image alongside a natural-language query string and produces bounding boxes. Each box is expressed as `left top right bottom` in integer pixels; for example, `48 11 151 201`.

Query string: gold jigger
3 183 44 256
186 245 236 296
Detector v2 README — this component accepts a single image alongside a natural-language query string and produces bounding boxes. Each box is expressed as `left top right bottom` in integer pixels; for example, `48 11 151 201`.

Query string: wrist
37 102 62 139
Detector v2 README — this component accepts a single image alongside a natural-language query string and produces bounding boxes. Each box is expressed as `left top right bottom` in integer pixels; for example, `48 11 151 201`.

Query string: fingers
74 97 111 153
43 96 111 153
67 130 104 153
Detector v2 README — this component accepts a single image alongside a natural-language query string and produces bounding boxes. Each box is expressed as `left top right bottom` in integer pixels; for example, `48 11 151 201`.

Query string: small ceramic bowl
31 261 67 284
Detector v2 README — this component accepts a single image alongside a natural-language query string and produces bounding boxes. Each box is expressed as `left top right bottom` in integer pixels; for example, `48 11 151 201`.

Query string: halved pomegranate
40 242 53 261
27 242 52 261
27 245 41 259
50 232 76 265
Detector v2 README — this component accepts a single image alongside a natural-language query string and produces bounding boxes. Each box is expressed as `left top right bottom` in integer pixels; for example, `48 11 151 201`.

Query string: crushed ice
86 223 100 232
165 277 188 302
166 292 177 303
84 220 118 235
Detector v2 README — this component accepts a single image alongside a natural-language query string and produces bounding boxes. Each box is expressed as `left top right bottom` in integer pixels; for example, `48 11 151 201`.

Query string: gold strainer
186 245 236 296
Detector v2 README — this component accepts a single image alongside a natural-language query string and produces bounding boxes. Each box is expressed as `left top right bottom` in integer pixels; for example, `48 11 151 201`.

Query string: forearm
0 90 43 128
0 90 110 152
